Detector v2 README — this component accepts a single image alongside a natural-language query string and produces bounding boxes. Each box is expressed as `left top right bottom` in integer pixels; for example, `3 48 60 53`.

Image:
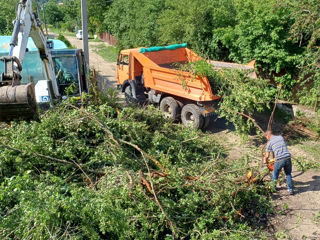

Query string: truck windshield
53 56 79 95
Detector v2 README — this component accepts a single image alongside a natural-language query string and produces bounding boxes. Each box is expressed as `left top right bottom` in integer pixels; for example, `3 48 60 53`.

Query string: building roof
0 36 68 53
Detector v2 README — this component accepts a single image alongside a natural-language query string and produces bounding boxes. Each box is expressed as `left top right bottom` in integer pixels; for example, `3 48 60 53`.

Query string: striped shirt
266 135 291 160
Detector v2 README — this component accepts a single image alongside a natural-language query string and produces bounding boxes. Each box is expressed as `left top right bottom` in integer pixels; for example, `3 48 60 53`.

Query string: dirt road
64 35 118 92
213 129 320 239
271 167 320 239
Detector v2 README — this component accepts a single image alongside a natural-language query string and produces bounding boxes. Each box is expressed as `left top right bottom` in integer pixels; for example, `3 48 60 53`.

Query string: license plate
202 106 216 115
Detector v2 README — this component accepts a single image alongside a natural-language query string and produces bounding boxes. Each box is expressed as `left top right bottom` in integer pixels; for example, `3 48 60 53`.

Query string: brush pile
179 60 278 134
0 98 271 239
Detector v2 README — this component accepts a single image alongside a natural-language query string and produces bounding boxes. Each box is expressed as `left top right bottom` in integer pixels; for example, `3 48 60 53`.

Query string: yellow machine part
0 83 38 121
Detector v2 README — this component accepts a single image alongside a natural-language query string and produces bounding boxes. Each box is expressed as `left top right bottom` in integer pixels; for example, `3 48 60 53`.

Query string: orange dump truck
117 43 256 129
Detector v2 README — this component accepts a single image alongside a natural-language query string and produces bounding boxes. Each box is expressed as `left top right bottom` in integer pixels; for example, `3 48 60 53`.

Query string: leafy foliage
286 0 320 108
1 0 319 107
179 60 278 133
103 0 319 107
0 0 18 35
216 0 299 75
0 98 272 239
57 34 73 48
104 0 164 49
44 0 64 25
156 0 236 59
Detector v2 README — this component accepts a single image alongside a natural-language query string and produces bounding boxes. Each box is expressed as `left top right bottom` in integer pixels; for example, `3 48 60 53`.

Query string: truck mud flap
0 83 38 121
129 79 146 103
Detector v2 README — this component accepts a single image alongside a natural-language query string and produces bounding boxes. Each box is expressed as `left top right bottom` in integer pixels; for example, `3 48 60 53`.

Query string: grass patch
89 38 102 43
57 34 73 49
48 26 75 37
294 156 320 171
300 143 320 161
92 44 119 62
293 140 320 171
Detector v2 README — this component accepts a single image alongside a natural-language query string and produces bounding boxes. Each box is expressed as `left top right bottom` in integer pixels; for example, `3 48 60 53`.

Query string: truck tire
181 104 204 129
124 85 135 104
160 96 180 120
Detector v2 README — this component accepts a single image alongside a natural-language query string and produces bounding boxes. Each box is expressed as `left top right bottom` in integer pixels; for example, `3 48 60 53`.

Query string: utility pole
42 3 48 35
81 0 89 72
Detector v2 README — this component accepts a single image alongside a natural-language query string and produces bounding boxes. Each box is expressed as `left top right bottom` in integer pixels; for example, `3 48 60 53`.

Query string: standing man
264 130 294 195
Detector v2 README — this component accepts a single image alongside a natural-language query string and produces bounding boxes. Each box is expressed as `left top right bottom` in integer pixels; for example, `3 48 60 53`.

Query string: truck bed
158 61 188 70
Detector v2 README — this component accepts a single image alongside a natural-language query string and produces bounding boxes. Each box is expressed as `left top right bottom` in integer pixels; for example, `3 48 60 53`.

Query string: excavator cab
52 49 88 97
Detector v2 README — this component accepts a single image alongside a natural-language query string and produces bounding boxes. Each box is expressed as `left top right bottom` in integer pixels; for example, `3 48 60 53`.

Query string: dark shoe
288 189 294 195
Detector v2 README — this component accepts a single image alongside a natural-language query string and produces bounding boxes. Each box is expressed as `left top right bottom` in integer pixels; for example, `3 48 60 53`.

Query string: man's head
265 129 274 140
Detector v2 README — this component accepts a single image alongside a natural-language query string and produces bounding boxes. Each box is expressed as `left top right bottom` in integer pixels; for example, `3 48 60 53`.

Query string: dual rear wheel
159 97 211 130
124 89 211 130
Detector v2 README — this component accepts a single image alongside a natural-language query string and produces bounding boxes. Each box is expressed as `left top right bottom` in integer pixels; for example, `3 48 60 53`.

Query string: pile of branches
179 60 279 134
0 100 272 239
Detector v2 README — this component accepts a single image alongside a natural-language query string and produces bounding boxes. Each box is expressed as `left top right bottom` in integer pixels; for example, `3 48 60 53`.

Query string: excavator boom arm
0 0 59 121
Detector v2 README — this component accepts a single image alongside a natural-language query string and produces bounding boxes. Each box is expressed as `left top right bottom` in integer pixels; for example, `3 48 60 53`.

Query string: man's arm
264 151 270 164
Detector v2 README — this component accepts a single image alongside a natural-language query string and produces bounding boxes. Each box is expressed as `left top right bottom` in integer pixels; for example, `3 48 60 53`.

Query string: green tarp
139 43 187 53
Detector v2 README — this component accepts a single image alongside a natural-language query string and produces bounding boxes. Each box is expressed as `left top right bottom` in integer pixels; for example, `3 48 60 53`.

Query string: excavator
0 0 88 122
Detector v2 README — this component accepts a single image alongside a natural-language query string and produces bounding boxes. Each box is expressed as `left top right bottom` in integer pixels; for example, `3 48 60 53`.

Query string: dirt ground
211 127 320 240
52 33 320 239
270 168 320 240
66 36 118 92
49 32 118 92
71 37 118 92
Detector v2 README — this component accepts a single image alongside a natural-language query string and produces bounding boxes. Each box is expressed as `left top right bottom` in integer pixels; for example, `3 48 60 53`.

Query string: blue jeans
272 157 293 191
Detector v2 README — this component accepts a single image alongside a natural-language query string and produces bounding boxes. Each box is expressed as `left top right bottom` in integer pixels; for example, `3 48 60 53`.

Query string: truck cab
117 48 141 85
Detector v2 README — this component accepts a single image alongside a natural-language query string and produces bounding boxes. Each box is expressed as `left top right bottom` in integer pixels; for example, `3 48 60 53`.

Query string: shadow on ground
206 114 235 133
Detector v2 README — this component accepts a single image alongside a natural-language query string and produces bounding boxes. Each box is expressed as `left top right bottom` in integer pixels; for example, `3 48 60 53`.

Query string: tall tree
0 0 18 35
44 0 64 26
87 0 112 34
104 0 164 48
157 0 236 59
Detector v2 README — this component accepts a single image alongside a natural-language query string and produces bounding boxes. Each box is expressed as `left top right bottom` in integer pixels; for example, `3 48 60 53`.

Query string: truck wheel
160 97 180 120
124 85 135 104
181 104 204 129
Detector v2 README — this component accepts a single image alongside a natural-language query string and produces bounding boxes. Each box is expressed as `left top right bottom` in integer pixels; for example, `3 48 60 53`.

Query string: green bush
57 34 73 49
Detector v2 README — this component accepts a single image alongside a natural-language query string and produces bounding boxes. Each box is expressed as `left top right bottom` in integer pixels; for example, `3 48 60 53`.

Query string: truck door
116 54 129 85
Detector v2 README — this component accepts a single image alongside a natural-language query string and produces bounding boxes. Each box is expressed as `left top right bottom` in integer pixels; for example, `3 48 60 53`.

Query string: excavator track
0 83 38 121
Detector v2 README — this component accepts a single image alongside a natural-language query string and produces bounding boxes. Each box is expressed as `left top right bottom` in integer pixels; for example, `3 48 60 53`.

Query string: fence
98 33 117 46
